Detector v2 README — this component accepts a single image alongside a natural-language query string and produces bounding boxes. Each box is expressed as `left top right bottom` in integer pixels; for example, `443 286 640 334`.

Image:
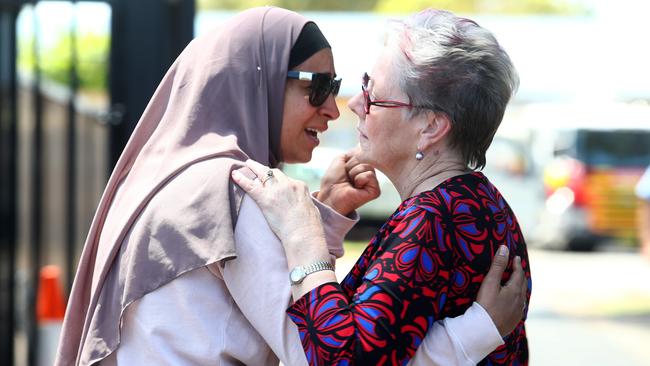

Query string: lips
357 127 368 140
305 127 321 144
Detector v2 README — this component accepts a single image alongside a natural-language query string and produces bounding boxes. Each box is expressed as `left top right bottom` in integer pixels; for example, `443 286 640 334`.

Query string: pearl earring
415 151 424 160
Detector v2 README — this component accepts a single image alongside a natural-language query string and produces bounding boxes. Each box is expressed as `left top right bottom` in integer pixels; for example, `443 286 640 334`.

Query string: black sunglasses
287 71 341 107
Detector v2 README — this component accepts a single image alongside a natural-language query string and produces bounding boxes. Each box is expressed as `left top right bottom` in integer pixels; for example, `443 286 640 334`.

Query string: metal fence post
0 1 22 365
108 0 195 169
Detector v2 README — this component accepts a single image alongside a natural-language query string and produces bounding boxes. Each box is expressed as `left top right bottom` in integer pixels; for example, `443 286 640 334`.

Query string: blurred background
1 0 649 365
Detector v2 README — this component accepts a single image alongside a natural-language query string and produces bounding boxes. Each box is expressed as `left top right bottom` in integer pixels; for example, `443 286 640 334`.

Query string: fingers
243 159 271 177
353 171 375 188
484 245 509 287
231 159 284 194
505 256 525 292
347 163 374 177
344 154 360 169
521 263 528 297
329 153 349 170
515 257 528 301
503 256 527 319
231 169 258 193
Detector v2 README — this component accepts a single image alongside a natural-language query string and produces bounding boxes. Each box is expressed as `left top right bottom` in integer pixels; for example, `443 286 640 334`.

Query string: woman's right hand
477 245 528 337
231 160 329 260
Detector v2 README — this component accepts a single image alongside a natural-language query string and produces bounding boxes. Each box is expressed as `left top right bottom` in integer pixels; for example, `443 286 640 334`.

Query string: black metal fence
0 2 20 365
0 1 194 365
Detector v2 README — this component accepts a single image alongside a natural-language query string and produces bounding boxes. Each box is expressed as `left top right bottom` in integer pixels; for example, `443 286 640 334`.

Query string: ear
417 111 452 152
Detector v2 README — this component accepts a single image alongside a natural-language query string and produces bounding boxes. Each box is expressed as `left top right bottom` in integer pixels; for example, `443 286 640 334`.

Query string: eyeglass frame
287 71 341 107
362 72 443 115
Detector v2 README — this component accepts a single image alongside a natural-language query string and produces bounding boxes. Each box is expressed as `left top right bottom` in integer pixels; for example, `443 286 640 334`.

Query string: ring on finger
259 170 275 184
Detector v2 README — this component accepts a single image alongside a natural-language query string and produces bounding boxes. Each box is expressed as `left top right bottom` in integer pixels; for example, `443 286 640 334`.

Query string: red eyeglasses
362 72 426 115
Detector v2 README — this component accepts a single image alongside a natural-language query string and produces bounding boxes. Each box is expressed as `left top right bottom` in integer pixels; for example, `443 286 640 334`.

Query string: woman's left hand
476 245 528 337
231 159 327 252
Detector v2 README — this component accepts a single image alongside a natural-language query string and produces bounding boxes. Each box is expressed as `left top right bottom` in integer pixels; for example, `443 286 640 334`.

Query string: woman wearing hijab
234 8 531 366
56 7 524 366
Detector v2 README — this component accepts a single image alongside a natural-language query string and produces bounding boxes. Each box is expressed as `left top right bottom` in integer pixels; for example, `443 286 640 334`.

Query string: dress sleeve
311 191 359 258
408 302 504 366
287 206 454 365
220 194 355 366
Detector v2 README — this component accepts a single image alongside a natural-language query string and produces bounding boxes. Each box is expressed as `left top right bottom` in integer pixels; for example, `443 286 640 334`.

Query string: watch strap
290 260 334 285
302 260 334 276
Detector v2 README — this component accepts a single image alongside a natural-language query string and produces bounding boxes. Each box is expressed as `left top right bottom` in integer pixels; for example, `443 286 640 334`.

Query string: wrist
283 226 330 267
290 270 337 300
289 260 335 285
315 191 353 217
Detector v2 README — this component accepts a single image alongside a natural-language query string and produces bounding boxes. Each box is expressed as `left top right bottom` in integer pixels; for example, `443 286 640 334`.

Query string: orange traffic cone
37 265 67 366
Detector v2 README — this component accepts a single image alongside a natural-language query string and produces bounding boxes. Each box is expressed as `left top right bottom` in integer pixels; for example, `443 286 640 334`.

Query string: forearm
282 205 337 300
288 194 358 299
289 268 338 300
223 195 353 365
287 277 446 365
286 283 367 364
409 302 504 366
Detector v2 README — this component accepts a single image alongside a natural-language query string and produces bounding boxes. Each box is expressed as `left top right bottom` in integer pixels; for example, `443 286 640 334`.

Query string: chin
285 150 313 164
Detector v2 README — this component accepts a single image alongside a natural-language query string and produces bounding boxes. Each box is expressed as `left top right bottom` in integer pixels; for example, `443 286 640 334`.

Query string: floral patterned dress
287 172 531 365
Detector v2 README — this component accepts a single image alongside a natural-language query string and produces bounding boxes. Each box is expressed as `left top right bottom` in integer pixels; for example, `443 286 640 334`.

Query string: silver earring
415 151 424 160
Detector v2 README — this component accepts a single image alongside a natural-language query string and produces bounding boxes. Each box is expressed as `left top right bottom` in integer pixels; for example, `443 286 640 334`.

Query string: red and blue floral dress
287 172 531 365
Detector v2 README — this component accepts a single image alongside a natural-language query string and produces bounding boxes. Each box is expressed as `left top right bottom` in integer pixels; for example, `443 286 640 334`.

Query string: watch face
290 267 305 284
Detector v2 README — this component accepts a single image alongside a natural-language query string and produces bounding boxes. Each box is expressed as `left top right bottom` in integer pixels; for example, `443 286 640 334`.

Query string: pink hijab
55 7 311 365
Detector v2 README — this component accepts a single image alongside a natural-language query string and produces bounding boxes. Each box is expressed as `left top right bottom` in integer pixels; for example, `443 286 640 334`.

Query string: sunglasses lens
332 79 341 97
310 74 333 106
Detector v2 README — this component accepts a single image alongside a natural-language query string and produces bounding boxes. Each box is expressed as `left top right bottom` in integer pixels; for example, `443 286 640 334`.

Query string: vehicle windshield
578 130 650 167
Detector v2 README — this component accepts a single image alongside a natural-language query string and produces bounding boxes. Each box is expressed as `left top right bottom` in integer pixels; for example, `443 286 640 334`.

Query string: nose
319 94 341 120
347 91 365 118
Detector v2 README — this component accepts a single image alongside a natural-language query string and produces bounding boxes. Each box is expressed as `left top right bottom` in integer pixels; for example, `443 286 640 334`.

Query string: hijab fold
55 7 311 365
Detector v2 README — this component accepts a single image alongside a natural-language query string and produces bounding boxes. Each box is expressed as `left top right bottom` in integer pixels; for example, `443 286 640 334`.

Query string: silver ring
259 170 274 184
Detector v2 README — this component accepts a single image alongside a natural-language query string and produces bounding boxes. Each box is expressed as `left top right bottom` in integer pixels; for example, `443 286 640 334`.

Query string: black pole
108 0 194 169
28 1 43 365
0 2 20 364
66 0 78 294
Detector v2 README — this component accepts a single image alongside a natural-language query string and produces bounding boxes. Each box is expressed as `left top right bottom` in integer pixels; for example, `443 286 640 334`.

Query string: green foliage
198 0 589 14
197 0 379 11
18 32 109 91
376 0 589 14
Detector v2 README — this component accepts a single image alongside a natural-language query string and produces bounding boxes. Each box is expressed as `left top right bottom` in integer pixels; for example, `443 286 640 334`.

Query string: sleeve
219 194 355 366
408 302 504 366
286 206 454 365
311 191 359 258
636 166 650 200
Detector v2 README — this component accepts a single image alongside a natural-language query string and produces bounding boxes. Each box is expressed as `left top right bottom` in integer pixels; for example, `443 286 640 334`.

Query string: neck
385 151 470 201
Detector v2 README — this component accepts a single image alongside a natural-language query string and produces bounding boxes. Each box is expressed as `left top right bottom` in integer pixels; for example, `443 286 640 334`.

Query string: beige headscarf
55 7 312 365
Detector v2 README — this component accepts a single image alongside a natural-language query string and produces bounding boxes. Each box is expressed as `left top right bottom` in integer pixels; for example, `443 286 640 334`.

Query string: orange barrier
36 265 67 366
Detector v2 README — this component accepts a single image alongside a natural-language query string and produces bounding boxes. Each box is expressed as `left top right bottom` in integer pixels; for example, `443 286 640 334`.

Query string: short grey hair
385 9 519 170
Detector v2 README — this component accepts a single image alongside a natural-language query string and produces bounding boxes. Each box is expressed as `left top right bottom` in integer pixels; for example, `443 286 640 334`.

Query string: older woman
233 8 531 365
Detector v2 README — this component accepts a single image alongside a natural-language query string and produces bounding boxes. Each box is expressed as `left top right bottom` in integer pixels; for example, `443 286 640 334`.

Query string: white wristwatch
289 261 334 285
